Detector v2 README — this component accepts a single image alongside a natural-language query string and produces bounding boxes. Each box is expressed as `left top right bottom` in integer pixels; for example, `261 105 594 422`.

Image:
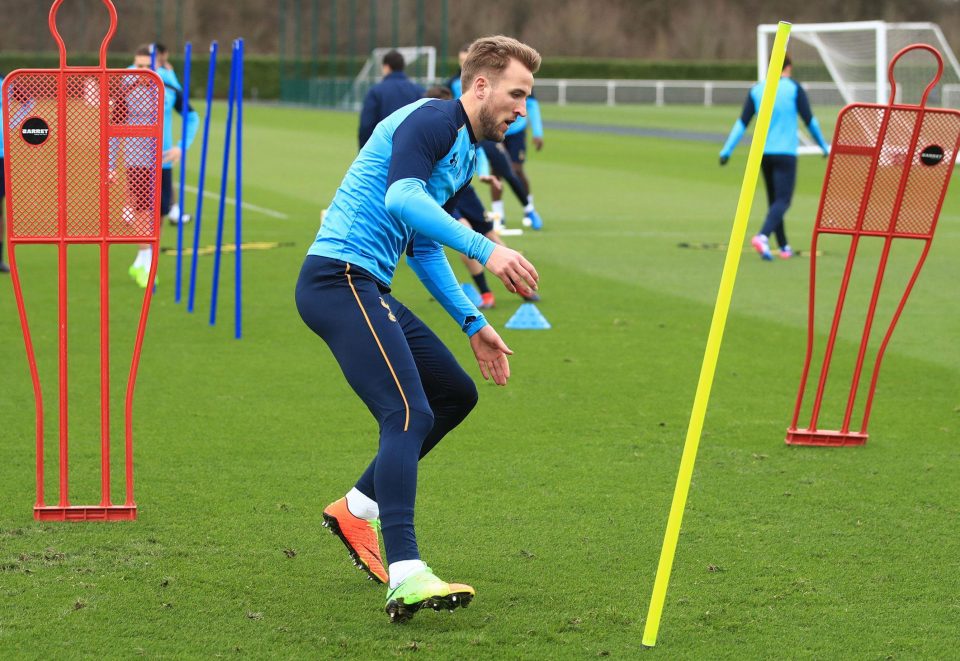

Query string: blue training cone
461 283 483 307
505 303 552 330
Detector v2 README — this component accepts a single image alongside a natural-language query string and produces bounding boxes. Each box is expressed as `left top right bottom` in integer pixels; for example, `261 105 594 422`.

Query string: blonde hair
460 35 541 90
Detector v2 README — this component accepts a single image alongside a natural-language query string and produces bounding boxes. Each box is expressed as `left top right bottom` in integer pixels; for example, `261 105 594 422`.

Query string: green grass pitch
1 102 958 658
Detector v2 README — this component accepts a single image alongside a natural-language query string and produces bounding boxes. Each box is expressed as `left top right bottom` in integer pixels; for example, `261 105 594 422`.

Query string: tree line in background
0 0 958 60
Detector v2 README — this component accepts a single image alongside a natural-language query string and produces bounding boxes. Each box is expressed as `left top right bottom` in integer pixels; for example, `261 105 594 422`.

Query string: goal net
758 22 960 107
757 22 960 153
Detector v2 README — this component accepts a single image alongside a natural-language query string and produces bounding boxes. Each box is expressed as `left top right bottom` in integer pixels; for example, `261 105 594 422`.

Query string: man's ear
473 75 489 100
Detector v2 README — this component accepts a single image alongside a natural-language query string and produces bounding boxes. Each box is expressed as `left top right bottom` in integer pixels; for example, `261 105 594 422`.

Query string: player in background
720 54 829 260
0 70 8 273
297 36 540 622
501 89 544 228
447 43 543 230
153 42 191 226
153 43 179 84
120 46 199 287
424 85 538 309
358 50 425 149
1 71 39 273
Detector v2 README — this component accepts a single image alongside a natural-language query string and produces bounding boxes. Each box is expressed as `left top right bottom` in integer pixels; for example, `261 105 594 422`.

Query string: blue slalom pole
188 41 218 313
209 40 238 326
175 42 192 303
234 38 244 339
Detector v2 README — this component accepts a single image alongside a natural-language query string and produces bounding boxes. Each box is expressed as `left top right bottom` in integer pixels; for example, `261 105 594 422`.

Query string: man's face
132 55 152 69
475 58 534 142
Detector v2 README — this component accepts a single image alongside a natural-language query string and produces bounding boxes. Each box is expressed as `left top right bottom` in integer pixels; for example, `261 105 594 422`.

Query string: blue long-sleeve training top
156 67 199 169
309 98 497 336
1 75 38 159
110 67 199 169
720 77 829 158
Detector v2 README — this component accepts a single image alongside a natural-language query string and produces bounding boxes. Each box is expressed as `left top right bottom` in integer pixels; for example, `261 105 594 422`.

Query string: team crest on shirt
380 297 397 322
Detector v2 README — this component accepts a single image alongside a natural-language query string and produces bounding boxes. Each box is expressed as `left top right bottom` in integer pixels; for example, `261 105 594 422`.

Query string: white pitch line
184 185 289 220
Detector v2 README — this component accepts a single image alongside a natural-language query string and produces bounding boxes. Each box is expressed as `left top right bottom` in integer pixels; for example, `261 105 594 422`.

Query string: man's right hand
484 245 539 296
719 155 729 166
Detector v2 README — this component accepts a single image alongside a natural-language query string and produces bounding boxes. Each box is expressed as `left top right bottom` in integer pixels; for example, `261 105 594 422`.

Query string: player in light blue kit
153 42 192 226
295 36 541 623
720 55 829 260
120 46 199 287
448 43 544 229
0 71 9 273
0 70 33 273
502 90 544 228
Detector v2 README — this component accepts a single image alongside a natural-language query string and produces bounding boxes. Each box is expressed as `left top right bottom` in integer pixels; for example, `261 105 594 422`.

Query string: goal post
758 21 960 107
348 46 436 109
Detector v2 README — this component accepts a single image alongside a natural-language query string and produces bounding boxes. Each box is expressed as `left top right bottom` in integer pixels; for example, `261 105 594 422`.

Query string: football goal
349 46 436 109
758 21 960 107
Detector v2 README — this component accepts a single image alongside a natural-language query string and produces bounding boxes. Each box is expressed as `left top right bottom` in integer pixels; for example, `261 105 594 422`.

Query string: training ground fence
278 74 960 111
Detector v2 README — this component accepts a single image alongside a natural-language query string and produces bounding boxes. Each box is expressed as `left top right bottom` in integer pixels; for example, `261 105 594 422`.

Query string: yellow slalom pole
641 21 792 648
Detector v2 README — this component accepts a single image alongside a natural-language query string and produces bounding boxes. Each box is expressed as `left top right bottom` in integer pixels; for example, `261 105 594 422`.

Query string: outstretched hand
470 325 513 386
719 155 729 166
485 245 539 296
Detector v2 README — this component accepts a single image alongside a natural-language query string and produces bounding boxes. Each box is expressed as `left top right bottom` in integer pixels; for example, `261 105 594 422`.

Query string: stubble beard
478 103 505 142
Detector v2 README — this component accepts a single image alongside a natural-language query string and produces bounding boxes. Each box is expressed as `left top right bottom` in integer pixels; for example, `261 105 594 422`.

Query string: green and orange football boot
384 566 475 623
322 497 388 584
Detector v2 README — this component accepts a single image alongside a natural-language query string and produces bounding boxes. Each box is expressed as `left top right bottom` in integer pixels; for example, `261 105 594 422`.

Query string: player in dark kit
358 50 426 149
296 36 541 623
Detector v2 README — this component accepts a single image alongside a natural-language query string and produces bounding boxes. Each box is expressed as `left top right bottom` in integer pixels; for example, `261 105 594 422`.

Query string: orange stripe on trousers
345 264 410 432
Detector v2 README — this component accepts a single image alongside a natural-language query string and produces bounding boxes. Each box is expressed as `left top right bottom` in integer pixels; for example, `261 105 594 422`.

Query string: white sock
389 559 426 588
133 248 151 269
491 200 505 220
169 203 180 221
524 195 535 213
345 487 379 520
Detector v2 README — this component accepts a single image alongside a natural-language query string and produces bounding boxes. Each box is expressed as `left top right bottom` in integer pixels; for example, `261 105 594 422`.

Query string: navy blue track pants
759 154 797 248
295 255 478 564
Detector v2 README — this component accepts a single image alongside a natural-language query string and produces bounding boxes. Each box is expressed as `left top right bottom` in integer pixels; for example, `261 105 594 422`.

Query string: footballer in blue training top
720 54 829 260
448 43 544 230
119 46 199 287
295 35 541 623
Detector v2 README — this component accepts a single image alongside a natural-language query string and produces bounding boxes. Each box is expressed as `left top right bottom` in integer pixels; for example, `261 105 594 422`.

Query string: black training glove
719 155 729 166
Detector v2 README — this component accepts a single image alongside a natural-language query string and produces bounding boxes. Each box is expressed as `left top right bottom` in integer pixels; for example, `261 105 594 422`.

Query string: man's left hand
469 325 513 386
533 137 544 151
